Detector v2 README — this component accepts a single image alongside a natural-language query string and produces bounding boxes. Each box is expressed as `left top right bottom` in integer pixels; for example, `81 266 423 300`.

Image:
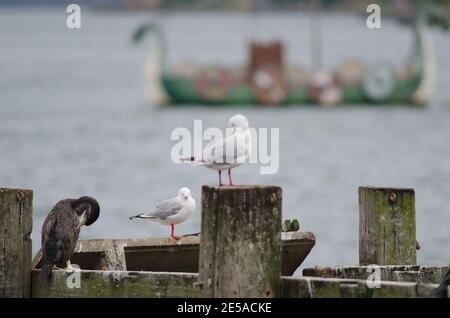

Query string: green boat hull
161 74 422 105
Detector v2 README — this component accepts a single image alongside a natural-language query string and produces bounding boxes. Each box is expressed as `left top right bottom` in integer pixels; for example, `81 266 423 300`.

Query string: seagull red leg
218 170 224 186
228 168 234 186
170 224 181 241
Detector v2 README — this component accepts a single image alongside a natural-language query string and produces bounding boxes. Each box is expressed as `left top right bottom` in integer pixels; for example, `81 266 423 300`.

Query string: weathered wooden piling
6 183 442 298
199 185 282 298
303 266 449 284
359 187 416 266
0 188 33 297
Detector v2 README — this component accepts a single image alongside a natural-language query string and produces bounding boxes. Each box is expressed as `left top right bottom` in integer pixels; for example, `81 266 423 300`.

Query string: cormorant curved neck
72 196 100 227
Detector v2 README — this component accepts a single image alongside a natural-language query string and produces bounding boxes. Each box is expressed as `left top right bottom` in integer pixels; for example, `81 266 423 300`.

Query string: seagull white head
178 187 192 201
229 114 249 131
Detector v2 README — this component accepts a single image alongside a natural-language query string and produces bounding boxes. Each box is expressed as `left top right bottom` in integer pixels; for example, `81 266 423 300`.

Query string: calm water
1 8 450 272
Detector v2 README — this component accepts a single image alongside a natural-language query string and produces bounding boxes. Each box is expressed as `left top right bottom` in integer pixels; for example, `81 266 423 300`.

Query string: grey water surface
1 8 450 271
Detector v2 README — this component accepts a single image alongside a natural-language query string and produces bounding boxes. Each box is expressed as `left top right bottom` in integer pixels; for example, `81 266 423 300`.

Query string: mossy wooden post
0 188 33 297
199 185 282 298
359 187 416 266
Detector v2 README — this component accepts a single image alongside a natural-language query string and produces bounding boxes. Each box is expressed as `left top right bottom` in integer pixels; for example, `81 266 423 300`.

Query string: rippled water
1 8 450 271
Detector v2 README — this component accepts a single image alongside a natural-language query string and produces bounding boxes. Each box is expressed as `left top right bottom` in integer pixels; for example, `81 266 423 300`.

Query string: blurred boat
134 20 434 107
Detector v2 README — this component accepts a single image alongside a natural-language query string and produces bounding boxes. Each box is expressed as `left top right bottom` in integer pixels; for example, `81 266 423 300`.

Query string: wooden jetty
0 185 448 298
31 232 316 276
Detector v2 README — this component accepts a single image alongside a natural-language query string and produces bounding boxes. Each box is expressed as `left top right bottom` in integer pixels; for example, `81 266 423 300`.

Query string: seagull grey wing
198 136 228 163
199 133 250 164
148 198 183 219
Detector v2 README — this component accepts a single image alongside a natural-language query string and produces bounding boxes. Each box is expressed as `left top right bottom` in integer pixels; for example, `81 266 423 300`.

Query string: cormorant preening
39 196 100 282
429 267 450 298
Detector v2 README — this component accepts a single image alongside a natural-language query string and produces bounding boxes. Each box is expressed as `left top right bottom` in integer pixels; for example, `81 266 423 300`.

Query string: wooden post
0 188 33 297
359 187 416 266
199 185 282 298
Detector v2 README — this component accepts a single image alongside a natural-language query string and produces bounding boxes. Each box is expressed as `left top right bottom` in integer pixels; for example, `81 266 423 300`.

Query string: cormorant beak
76 218 87 230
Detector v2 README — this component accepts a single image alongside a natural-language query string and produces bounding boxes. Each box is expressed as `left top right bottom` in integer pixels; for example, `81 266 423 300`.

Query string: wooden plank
31 270 440 298
359 187 416 265
281 232 315 275
199 185 282 297
31 270 198 298
303 266 449 284
282 276 438 298
32 233 315 276
0 188 33 298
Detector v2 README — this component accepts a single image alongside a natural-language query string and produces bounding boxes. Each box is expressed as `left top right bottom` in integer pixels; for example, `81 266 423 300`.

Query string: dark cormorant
429 267 450 298
39 196 100 282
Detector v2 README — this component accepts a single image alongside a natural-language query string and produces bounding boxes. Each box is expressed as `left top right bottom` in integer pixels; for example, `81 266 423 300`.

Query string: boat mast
310 0 324 70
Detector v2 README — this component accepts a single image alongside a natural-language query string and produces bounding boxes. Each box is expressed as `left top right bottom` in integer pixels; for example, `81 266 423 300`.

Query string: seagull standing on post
129 187 195 241
182 114 251 186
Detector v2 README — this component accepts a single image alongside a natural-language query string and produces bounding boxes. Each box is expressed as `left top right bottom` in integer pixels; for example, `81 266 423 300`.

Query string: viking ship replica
133 4 436 106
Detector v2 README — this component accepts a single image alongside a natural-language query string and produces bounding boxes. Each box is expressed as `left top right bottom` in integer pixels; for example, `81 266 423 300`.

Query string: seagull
182 114 251 186
129 187 195 241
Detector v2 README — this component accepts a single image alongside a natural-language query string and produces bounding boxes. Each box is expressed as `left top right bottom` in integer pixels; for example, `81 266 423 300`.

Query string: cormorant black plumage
429 267 450 298
39 196 100 282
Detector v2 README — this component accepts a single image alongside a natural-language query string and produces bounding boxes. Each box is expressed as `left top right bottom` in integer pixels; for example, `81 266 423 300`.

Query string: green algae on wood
31 270 198 298
199 185 282 297
303 266 449 284
282 276 438 298
0 188 33 298
31 270 441 298
359 187 416 266
282 219 300 232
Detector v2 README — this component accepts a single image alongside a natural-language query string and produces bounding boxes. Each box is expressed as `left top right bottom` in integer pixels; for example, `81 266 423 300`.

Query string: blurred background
1 0 449 272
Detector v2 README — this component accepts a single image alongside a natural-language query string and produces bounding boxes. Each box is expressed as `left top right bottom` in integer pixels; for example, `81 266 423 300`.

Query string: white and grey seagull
129 187 195 241
182 114 251 186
